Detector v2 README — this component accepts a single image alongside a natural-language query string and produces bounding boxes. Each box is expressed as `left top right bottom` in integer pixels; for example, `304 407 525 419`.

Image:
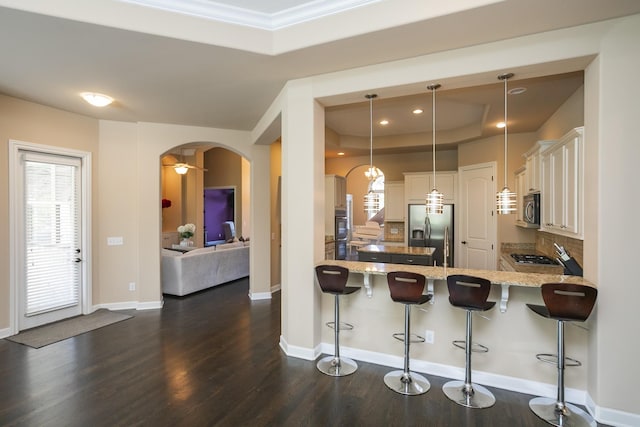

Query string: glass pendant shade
496 73 516 215
426 189 444 214
496 186 516 214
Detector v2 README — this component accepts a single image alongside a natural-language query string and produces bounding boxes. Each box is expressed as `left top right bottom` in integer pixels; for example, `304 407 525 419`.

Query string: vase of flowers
177 223 196 247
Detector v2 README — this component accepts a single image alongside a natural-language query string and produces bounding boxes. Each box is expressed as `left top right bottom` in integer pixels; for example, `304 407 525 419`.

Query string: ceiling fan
168 162 208 175
163 148 208 175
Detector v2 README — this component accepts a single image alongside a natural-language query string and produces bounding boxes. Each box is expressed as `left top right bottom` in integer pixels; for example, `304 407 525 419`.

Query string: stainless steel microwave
523 193 540 226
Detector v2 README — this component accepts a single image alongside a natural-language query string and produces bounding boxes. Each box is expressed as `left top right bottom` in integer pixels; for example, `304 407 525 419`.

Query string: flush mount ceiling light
413 108 424 115
80 92 114 107
426 83 444 215
379 119 389 126
496 73 517 215
363 94 381 216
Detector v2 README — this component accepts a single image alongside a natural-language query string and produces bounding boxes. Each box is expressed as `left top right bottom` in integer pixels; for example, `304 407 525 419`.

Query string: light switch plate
107 236 124 246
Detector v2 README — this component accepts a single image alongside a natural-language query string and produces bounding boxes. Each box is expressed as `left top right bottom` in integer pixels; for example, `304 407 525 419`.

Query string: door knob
461 241 467 245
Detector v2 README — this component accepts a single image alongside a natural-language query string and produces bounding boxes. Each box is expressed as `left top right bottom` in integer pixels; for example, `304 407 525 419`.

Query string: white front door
458 163 497 270
15 148 85 330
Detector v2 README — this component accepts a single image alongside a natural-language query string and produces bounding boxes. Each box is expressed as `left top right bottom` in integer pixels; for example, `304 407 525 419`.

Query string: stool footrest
326 321 354 331
452 340 489 353
535 353 582 367
393 332 425 343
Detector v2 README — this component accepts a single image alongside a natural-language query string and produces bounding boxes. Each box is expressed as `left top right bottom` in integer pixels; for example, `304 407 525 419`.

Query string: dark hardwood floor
0 279 603 426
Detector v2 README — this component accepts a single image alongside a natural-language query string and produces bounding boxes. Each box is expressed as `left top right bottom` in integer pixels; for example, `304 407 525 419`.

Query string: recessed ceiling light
379 119 389 126
337 152 345 156
80 92 114 107
496 122 506 128
413 108 423 115
508 87 527 95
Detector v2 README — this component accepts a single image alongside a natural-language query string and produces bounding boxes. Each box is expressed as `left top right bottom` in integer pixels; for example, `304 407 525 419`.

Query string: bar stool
315 265 361 377
527 283 597 427
443 274 496 408
384 271 432 395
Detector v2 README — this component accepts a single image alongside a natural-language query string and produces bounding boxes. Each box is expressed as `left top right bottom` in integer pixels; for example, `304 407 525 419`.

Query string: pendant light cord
369 95 373 175
432 86 437 189
365 94 377 183
503 75 508 187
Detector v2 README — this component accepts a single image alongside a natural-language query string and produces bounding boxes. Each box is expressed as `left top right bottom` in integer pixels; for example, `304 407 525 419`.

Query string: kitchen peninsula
315 259 596 404
357 244 435 266
320 259 593 312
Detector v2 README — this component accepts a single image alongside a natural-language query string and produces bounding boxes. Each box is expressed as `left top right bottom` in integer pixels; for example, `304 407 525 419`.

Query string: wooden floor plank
0 278 604 426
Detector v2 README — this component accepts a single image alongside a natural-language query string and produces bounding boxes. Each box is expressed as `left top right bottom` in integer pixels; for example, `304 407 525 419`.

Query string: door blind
24 157 81 316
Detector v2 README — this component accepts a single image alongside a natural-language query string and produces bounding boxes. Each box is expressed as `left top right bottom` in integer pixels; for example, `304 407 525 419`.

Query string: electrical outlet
425 329 434 344
129 282 136 291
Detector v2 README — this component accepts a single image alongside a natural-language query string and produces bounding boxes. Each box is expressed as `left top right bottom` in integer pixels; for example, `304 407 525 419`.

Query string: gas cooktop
510 253 558 265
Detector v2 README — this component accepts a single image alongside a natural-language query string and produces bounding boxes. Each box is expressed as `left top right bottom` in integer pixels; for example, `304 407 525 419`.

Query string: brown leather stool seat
442 274 496 408
315 265 360 376
527 283 597 427
383 271 432 395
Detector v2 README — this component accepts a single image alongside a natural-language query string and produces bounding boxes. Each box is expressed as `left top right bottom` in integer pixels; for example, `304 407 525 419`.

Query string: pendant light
496 72 517 214
426 83 444 214
363 93 379 217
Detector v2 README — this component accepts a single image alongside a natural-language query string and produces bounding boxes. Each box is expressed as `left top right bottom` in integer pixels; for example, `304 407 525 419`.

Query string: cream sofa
161 242 249 296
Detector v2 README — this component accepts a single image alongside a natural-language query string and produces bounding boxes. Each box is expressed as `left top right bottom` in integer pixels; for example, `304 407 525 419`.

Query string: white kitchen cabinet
325 174 346 236
514 167 526 227
326 174 346 210
384 181 404 221
523 140 555 193
540 127 584 239
404 171 457 204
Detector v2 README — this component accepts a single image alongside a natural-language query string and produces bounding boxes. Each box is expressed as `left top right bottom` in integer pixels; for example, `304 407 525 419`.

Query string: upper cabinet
540 127 584 239
384 181 405 221
514 167 527 227
325 174 346 210
404 172 457 204
524 140 555 193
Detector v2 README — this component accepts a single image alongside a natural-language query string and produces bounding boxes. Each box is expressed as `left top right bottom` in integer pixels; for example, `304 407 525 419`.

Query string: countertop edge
317 260 595 288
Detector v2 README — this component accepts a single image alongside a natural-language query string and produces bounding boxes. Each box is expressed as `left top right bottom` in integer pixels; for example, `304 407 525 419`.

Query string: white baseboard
282 342 639 426
93 300 163 311
586 393 640 427
249 284 281 300
279 335 320 361
249 291 272 300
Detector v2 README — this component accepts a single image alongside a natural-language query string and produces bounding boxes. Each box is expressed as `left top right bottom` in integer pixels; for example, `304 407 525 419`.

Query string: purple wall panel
204 188 234 243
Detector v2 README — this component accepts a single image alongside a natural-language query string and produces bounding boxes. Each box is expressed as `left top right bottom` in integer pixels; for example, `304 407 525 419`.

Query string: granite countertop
500 243 564 275
325 235 335 244
318 259 594 289
357 244 435 256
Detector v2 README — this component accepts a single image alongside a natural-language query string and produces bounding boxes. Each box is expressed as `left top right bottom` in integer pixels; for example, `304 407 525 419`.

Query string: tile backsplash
536 232 583 267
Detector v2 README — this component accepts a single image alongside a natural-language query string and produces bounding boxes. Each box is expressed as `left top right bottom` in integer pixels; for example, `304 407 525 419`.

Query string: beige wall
0 94 99 329
537 85 585 141
270 141 282 288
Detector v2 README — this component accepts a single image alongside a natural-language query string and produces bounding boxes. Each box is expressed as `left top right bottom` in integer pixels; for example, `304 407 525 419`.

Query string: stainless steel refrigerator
408 204 454 266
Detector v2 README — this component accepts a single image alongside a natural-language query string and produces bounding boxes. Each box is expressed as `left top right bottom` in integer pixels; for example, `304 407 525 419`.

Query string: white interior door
458 163 496 270
17 150 84 330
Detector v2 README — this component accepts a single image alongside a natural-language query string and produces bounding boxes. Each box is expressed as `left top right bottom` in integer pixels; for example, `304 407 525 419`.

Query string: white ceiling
1 0 639 155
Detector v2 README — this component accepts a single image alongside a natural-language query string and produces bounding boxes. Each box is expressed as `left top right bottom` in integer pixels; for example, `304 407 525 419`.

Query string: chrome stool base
529 397 596 427
384 370 430 395
443 380 495 408
317 355 358 377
